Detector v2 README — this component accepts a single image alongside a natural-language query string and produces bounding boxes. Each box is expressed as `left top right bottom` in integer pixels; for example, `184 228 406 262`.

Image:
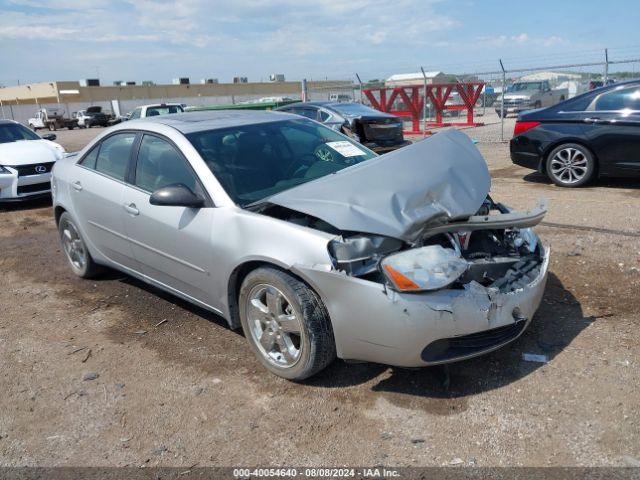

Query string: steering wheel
314 144 335 163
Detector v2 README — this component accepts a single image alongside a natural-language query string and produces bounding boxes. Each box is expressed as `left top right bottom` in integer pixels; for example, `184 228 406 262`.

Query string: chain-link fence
348 50 640 142
2 50 639 141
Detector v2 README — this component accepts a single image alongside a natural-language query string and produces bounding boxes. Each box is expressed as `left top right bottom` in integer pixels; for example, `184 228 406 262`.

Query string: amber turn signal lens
383 264 421 291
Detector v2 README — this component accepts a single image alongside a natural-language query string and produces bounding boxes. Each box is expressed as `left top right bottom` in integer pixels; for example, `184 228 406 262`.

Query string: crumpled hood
267 128 491 242
0 140 64 166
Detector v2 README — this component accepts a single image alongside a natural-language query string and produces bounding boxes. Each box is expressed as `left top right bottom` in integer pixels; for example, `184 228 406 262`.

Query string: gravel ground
0 126 639 468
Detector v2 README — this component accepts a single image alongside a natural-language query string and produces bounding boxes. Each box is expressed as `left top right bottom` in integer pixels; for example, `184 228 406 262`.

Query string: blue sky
1 0 638 85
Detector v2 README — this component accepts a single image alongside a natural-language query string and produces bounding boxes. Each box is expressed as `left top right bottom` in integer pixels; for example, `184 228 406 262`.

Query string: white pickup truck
495 81 568 117
125 103 184 120
28 108 79 131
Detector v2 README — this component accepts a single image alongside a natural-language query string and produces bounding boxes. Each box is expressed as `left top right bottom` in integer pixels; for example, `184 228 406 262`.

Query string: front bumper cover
0 169 52 202
294 245 549 367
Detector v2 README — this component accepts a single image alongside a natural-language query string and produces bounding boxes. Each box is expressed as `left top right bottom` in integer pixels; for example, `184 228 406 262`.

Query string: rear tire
238 267 336 381
546 143 596 187
48 123 56 131
58 212 102 278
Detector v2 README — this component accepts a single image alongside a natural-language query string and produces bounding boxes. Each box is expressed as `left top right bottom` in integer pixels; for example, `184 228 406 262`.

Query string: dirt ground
1 126 639 468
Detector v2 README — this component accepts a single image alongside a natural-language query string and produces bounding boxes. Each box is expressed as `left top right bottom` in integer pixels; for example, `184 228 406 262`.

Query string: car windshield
187 118 377 206
509 82 542 92
329 103 383 116
146 105 184 116
0 123 41 144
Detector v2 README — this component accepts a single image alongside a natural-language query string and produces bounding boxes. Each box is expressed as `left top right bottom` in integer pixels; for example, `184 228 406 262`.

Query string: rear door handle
123 203 139 216
72 181 82 191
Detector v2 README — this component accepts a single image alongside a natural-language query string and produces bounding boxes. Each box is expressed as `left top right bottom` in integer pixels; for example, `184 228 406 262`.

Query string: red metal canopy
363 82 484 134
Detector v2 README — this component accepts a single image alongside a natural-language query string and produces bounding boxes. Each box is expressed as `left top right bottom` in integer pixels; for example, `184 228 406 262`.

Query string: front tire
546 143 596 187
238 267 336 381
58 212 102 278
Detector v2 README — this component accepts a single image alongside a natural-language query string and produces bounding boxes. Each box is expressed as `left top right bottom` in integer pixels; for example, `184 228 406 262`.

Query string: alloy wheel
61 219 87 271
246 284 304 368
549 147 588 184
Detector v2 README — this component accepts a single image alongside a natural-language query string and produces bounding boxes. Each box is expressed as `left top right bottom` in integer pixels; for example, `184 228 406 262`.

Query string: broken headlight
328 235 402 276
381 245 468 292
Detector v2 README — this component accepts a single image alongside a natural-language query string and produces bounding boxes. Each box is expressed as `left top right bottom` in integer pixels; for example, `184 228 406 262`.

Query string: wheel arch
54 205 66 226
226 259 331 331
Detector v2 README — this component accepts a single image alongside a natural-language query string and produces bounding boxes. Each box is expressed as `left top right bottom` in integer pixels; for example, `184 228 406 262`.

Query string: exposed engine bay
257 195 546 295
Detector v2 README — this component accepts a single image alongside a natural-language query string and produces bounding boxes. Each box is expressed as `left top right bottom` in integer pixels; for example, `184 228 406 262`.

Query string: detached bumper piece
421 320 527 363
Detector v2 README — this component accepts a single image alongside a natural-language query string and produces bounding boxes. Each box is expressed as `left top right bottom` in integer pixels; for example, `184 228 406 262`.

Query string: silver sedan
51 110 549 380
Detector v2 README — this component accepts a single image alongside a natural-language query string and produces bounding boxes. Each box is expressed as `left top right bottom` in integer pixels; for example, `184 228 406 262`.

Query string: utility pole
499 59 506 142
603 48 609 84
355 73 363 103
420 66 428 138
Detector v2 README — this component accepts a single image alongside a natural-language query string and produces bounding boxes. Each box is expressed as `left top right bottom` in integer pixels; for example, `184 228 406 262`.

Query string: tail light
514 121 541 136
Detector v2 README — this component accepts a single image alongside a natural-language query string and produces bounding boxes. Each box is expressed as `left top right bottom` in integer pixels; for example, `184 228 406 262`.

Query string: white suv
0 120 65 202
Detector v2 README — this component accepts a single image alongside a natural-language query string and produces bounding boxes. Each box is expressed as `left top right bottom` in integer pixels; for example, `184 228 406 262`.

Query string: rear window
186 118 376 206
329 103 384 117
145 105 184 117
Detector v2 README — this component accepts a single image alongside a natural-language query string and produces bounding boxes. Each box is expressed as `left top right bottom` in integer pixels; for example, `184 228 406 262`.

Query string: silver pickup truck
495 80 568 117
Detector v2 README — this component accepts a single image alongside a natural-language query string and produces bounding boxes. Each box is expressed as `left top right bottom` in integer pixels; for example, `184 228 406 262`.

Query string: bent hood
267 128 491 242
0 140 64 166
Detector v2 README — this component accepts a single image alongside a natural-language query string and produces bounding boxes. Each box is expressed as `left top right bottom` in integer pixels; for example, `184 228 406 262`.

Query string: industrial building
0 79 353 124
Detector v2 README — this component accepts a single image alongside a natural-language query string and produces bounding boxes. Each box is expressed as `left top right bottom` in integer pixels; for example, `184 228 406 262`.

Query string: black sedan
510 80 640 187
276 102 411 153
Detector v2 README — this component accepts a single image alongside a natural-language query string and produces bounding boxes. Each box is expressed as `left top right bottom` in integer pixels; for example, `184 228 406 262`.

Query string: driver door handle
72 181 82 191
583 117 602 124
123 202 139 216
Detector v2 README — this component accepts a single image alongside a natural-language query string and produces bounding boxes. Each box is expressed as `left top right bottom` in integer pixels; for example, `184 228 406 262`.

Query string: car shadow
117 274 240 332
523 171 640 190
0 195 52 211
305 272 592 398
97 268 589 399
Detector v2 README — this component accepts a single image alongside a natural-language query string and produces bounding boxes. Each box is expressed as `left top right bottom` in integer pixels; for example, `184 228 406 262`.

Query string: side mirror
42 133 57 141
149 184 204 208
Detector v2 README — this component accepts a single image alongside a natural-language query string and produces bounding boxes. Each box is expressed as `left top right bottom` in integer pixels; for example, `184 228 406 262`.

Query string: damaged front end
327 196 547 296
260 129 550 366
291 196 549 367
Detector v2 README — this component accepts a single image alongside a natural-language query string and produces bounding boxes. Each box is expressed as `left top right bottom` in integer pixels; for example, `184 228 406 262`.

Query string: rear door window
292 107 318 120
593 86 640 111
94 133 136 181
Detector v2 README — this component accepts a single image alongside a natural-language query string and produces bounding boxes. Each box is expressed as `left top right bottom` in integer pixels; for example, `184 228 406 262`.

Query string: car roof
279 101 331 108
140 103 183 108
0 119 19 126
127 109 301 134
279 101 378 112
